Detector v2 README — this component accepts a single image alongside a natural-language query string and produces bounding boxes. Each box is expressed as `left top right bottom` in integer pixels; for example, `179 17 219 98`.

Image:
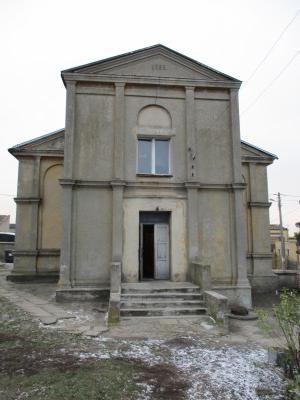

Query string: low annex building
9 45 277 308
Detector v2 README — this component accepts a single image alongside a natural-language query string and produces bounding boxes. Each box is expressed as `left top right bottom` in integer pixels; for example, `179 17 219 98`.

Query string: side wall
242 161 276 291
12 156 63 278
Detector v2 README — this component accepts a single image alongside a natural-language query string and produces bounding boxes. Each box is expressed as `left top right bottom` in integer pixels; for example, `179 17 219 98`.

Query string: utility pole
277 192 287 270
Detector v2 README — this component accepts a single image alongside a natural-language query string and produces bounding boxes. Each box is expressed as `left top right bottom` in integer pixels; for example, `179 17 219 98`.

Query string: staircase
120 281 207 318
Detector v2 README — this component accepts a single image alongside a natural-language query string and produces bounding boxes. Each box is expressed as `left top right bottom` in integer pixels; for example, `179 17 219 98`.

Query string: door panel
154 224 170 279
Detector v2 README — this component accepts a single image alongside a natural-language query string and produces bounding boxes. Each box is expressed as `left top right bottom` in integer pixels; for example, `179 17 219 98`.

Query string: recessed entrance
139 212 170 280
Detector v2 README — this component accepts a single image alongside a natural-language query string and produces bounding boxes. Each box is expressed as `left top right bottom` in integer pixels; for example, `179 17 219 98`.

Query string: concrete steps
120 282 207 318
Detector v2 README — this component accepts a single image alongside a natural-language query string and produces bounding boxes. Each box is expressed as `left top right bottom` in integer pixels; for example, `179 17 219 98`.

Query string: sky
0 0 299 234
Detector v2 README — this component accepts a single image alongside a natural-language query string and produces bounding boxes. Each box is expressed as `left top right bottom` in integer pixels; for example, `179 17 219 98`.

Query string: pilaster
114 83 125 180
12 157 41 275
186 185 199 262
185 86 197 181
229 89 251 290
111 181 125 263
58 81 76 288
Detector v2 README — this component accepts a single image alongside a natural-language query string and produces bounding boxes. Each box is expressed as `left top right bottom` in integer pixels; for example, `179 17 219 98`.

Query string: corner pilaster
12 156 41 275
58 81 76 288
229 89 251 292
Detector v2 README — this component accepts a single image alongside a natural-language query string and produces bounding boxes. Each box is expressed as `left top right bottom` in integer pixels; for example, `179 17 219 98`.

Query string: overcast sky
1 0 299 233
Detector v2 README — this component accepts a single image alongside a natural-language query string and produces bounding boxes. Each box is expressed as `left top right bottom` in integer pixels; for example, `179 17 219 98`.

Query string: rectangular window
137 138 170 175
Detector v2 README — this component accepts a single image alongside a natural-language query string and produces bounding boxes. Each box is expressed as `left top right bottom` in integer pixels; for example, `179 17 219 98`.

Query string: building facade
9 45 277 307
270 225 300 269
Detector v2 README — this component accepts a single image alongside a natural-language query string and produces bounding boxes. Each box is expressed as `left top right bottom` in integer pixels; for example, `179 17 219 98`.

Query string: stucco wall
195 95 232 183
74 91 115 180
198 190 234 283
72 188 112 286
39 162 63 249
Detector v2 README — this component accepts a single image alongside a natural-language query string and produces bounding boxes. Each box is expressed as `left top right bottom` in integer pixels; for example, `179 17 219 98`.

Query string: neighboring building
0 215 10 232
0 216 15 263
0 232 15 263
8 45 277 307
9 223 16 233
270 225 299 269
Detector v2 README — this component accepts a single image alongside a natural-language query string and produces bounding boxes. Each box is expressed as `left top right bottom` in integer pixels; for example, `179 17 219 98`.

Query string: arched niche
138 105 172 129
40 164 63 249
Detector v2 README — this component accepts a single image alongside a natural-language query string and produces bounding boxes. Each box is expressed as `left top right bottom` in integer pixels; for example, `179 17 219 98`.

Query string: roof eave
241 139 278 160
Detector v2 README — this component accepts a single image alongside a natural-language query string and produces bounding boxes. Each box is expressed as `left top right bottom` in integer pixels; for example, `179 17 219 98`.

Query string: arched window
137 105 172 176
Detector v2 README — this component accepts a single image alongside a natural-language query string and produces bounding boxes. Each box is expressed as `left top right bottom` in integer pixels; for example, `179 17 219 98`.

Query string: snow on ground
74 336 285 400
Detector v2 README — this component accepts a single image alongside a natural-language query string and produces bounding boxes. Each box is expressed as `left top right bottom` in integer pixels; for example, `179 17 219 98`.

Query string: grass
0 297 187 399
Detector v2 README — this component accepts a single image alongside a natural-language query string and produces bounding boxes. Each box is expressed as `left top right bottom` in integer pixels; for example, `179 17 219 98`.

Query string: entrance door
139 212 170 280
154 224 169 279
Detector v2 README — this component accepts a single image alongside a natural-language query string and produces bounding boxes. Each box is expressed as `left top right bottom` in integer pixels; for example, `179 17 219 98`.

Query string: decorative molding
13 250 38 256
242 155 275 165
124 193 187 199
74 181 111 189
38 249 60 256
62 73 241 90
110 180 126 187
59 179 75 187
247 253 273 259
136 127 175 137
248 201 272 208
58 179 249 191
185 182 246 190
10 150 64 158
14 197 41 204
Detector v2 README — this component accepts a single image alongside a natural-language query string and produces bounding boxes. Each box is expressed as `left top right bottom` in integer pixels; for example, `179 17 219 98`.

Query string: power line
241 50 300 115
285 207 300 216
0 194 15 197
242 8 300 89
281 194 300 198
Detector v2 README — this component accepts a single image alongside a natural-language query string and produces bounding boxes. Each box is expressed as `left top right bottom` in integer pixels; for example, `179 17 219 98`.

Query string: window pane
155 140 169 174
138 140 152 173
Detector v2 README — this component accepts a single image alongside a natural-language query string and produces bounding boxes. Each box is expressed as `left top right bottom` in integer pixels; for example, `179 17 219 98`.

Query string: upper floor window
137 138 170 175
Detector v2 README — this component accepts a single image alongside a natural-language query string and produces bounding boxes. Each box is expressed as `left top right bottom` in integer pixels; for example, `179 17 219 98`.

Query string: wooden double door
139 212 170 280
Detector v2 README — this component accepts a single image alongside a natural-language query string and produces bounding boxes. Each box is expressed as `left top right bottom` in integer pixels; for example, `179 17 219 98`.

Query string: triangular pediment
241 140 277 162
62 44 240 83
9 129 65 156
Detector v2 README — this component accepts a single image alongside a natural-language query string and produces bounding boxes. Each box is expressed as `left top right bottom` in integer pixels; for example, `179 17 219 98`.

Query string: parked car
0 232 15 263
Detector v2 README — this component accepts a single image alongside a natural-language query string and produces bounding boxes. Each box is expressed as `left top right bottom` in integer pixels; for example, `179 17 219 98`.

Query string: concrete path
0 264 108 336
0 264 278 345
0 264 220 339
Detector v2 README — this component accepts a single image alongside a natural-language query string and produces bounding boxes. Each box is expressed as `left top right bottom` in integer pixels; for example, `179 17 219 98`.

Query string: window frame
136 137 171 176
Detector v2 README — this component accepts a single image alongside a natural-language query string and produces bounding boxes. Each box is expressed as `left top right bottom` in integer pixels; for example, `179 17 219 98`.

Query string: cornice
248 201 272 208
63 73 241 89
247 253 273 259
58 179 247 191
14 197 41 204
9 149 64 158
185 182 246 190
242 155 274 165
13 250 38 256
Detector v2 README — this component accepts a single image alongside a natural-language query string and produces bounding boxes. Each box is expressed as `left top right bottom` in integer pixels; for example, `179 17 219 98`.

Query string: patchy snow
72 336 285 399
169 342 284 400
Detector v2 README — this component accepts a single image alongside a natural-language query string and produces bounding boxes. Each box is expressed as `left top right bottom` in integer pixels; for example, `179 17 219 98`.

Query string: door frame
139 212 170 281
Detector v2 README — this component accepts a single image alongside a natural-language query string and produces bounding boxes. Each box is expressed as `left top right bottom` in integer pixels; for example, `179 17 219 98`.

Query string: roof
8 129 64 151
61 44 241 85
241 140 278 159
